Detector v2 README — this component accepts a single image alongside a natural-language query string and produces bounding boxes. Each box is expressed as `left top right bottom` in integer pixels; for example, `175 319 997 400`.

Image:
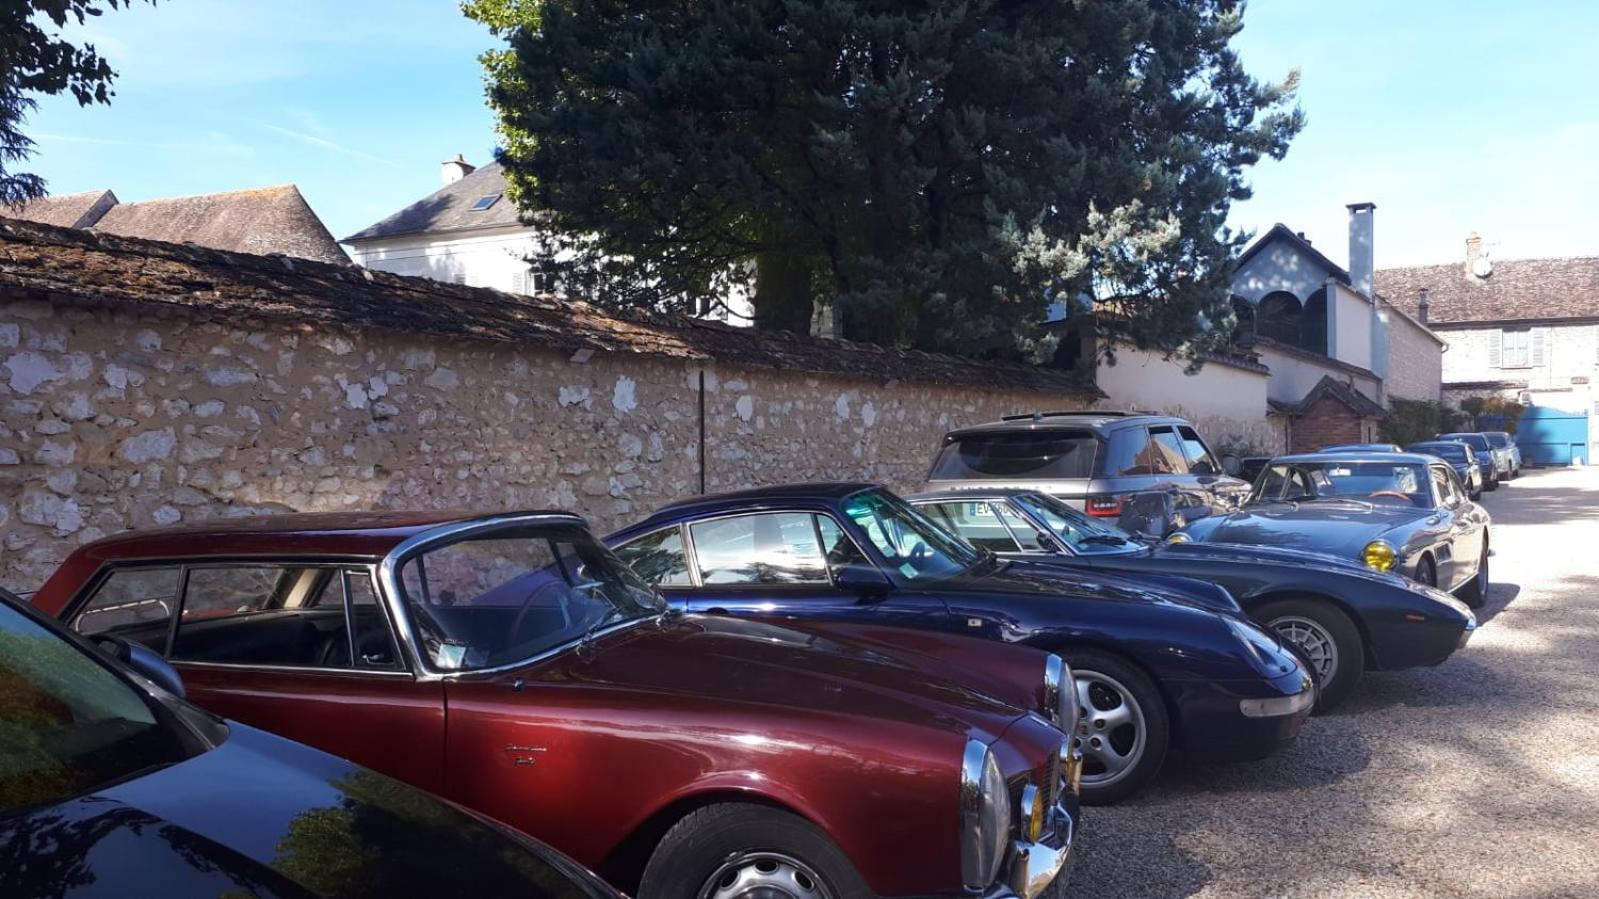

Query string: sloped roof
1376 256 1599 325
88 184 348 265
4 189 118 229
1295 375 1387 419
1236 223 1352 287
343 161 526 242
0 217 1100 398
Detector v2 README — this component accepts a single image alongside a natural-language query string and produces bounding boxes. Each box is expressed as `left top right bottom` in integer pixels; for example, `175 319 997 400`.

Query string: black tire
1415 555 1437 588
1256 598 1365 714
1063 648 1170 806
1484 472 1498 492
1457 539 1489 608
640 804 872 899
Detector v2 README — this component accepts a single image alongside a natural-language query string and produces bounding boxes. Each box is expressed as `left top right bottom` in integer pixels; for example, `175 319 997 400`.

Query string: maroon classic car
32 511 1081 899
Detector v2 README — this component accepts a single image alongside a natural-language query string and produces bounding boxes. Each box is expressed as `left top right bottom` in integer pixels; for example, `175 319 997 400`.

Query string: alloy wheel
1073 671 1148 787
1270 615 1340 685
698 851 834 899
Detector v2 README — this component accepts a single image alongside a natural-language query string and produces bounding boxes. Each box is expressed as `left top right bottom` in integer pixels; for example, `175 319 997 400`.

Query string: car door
617 511 948 632
1438 466 1487 590
68 562 446 791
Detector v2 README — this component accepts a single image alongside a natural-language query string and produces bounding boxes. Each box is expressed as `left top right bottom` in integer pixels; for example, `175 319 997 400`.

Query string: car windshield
1410 443 1467 462
0 599 190 814
1012 493 1142 554
1253 461 1433 507
396 524 663 672
1486 433 1512 448
841 490 984 581
928 430 1098 480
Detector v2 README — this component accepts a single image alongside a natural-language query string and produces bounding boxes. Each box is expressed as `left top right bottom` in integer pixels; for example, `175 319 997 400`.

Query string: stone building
5 184 348 265
1378 236 1599 464
0 217 1096 591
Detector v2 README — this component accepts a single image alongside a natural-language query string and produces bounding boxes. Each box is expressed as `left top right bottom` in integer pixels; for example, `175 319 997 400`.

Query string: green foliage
468 0 1302 358
0 0 153 206
1463 395 1526 434
1380 398 1465 447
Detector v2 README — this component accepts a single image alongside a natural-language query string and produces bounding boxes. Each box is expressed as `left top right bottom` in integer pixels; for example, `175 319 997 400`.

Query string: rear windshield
1442 433 1490 451
928 431 1099 480
1485 433 1512 448
1410 443 1466 462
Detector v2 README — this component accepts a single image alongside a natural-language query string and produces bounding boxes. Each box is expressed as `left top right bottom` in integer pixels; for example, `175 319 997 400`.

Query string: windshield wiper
1080 534 1135 547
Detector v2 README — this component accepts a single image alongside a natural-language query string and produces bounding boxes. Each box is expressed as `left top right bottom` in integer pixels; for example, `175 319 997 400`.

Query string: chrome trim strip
172 660 415 678
959 738 989 891
376 512 655 683
1041 653 1064 727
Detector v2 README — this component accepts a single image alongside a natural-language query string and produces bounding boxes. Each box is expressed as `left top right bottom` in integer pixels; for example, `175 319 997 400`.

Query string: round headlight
959 740 1012 890
1166 532 1192 545
1362 539 1397 572
1041 654 1079 737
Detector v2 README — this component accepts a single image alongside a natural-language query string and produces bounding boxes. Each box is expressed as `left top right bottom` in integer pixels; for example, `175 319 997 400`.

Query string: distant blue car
608 483 1314 805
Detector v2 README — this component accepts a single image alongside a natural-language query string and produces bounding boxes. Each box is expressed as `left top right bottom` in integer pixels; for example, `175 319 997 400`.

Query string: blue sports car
608 483 1314 805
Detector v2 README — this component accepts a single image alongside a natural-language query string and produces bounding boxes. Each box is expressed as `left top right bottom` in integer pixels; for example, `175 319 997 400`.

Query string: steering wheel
1367 490 1412 502
508 581 576 647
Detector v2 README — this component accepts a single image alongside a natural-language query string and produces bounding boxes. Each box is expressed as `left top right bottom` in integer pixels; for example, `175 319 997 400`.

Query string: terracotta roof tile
0 218 1099 398
87 184 348 265
1377 256 1599 325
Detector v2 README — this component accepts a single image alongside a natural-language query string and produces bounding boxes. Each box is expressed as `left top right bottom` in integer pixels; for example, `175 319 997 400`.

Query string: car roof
906 488 1042 502
942 410 1188 439
644 482 879 521
1271 451 1444 465
1436 432 1488 438
69 509 579 561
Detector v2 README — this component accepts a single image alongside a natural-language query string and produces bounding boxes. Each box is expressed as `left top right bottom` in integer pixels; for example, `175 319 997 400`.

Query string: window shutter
1531 328 1548 368
1488 330 1502 368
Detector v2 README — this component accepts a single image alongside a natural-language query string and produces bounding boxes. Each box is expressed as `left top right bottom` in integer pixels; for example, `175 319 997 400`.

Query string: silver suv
924 411 1251 517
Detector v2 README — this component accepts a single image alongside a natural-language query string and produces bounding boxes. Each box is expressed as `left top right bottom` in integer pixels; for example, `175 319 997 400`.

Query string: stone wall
0 298 1092 591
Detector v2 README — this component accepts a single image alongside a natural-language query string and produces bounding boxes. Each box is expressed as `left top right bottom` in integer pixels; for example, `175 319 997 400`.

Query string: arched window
1257 291 1303 345
1301 287 1328 355
1230 295 1255 344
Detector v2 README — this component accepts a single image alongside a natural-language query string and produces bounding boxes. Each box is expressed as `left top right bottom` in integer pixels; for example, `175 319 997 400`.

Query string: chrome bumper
1459 615 1478 649
999 804 1075 898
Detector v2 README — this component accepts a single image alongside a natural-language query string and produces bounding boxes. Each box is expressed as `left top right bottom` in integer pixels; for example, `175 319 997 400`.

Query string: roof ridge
108 183 303 207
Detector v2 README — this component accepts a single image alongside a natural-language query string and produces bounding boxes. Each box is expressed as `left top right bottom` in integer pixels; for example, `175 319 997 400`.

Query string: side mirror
94 635 186 699
835 565 893 597
1220 454 1243 477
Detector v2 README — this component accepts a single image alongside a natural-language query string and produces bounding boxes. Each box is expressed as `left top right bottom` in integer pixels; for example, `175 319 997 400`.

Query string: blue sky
21 1 1599 268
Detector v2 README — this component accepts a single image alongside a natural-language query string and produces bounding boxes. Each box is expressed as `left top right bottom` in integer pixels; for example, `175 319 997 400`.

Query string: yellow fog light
1166 532 1191 545
1018 783 1047 842
1362 539 1397 572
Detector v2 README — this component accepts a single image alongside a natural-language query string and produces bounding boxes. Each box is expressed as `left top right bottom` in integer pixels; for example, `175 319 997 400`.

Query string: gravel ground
1068 466 1599 898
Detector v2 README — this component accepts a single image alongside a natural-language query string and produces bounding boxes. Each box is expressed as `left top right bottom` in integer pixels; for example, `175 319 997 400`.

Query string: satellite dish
1473 255 1494 278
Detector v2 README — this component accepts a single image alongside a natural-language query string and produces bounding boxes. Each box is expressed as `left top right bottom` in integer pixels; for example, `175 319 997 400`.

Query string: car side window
1148 427 1191 474
72 566 181 649
613 527 694 587
1429 466 1452 506
688 513 829 585
919 502 1021 552
816 515 870 579
991 503 1050 551
170 565 394 670
1105 427 1157 476
1177 426 1220 475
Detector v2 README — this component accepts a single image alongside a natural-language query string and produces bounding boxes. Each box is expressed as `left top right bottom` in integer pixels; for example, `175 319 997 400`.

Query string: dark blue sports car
906 488 1477 712
607 483 1314 805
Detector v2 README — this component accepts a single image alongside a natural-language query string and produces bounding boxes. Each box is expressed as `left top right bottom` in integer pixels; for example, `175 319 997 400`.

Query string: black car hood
1156 539 1389 576
1190 500 1429 558
0 722 613 898
951 556 1228 616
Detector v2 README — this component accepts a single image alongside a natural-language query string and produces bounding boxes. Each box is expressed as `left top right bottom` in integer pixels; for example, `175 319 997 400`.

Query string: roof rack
999 410 1132 421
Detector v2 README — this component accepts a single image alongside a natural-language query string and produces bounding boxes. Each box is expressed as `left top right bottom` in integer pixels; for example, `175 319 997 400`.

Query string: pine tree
468 0 1302 362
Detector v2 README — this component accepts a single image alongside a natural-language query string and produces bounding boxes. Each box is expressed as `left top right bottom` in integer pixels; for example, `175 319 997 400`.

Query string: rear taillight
1085 495 1123 517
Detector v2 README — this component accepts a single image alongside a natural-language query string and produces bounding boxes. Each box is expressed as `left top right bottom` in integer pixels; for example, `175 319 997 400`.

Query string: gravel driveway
1069 466 1599 898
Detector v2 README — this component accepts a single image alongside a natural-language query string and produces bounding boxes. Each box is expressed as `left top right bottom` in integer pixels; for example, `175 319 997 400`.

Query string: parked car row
2 409 1494 898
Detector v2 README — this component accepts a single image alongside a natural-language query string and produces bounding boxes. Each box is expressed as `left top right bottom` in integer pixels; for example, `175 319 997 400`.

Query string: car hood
0 723 615 898
1188 500 1427 557
560 614 1029 740
1156 539 1388 575
946 556 1233 616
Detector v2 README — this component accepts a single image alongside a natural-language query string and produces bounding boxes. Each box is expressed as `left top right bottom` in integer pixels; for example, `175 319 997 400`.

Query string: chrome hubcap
1071 671 1146 786
1271 615 1339 684
699 852 832 899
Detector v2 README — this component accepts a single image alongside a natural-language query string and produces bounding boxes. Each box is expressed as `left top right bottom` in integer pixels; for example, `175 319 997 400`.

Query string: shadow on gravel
1471 580 1522 626
1064 806 1213 899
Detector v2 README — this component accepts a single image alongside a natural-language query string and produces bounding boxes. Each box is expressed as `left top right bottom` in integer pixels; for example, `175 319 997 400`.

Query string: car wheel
1484 473 1498 492
640 804 872 899
1065 648 1170 805
1457 541 1489 608
1257 599 1364 714
1415 555 1437 588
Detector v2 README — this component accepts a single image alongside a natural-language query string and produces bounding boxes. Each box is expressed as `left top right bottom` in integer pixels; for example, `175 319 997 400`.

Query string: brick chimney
1346 202 1375 297
441 154 475 185
1417 288 1430 323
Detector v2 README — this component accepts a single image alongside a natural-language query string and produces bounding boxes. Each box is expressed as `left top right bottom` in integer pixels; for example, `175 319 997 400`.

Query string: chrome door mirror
93 635 187 699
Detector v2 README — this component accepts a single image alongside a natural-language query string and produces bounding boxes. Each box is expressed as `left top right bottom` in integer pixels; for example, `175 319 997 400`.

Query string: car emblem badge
505 744 547 767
